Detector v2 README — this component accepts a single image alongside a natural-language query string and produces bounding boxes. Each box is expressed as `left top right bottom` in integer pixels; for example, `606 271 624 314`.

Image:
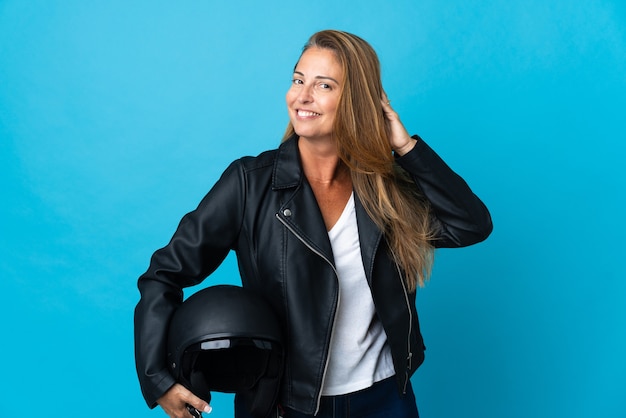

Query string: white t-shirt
321 193 395 396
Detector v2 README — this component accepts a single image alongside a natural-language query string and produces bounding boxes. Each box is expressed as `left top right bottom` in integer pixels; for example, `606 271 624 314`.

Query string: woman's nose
297 85 313 103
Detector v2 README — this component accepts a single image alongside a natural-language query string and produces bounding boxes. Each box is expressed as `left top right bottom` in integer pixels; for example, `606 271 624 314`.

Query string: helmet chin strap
185 404 202 418
183 351 212 404
188 367 212 404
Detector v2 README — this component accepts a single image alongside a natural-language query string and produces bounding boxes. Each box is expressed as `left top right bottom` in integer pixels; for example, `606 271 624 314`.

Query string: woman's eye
292 78 303 85
318 83 331 90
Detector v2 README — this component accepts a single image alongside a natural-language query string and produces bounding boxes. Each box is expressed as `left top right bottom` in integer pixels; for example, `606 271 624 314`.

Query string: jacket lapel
354 193 383 285
273 136 334 264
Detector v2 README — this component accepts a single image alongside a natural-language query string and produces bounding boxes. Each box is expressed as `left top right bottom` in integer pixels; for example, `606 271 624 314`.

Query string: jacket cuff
394 135 428 165
142 372 177 409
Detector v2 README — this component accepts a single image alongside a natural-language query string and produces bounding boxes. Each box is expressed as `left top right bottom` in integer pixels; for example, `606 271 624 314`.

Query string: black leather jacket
134 134 492 414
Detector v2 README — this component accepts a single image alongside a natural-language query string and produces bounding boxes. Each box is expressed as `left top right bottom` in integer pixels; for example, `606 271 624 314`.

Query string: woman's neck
298 138 348 184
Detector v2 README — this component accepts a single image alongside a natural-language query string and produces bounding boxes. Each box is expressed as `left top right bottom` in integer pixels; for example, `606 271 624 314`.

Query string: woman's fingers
380 93 416 155
157 383 212 417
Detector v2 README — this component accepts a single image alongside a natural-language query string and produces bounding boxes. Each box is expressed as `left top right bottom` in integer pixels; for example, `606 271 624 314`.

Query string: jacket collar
272 134 302 190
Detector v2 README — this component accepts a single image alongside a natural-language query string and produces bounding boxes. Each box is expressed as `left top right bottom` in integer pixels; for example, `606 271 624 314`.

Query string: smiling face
286 47 344 144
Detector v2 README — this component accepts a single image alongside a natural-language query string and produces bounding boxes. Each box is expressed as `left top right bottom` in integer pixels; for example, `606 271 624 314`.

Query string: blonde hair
283 30 435 291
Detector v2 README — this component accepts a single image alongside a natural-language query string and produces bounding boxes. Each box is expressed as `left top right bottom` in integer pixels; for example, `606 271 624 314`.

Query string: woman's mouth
297 110 321 117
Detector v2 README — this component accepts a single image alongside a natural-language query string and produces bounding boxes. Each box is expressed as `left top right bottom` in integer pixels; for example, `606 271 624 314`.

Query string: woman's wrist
393 138 417 156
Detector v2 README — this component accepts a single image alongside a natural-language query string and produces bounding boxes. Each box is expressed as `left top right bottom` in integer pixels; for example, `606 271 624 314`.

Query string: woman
134 29 492 418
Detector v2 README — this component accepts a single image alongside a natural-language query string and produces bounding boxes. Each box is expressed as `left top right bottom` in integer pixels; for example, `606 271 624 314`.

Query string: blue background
1 1 625 417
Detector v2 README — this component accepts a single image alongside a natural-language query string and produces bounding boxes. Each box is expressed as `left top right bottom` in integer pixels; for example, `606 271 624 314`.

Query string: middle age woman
134 29 493 418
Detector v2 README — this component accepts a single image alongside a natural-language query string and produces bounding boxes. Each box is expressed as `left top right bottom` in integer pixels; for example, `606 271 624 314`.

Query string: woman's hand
157 383 212 418
381 91 417 156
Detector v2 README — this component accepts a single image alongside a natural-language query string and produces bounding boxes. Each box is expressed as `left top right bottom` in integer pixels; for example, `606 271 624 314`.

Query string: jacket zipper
395 262 413 394
276 213 340 415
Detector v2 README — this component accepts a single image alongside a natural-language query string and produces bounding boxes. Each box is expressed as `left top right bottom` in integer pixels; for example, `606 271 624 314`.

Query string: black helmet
167 285 284 418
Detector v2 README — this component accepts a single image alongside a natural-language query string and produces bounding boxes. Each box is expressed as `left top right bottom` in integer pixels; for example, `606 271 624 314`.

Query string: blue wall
1 1 624 417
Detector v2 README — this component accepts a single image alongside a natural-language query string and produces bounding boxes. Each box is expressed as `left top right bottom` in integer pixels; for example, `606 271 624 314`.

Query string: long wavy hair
283 30 436 291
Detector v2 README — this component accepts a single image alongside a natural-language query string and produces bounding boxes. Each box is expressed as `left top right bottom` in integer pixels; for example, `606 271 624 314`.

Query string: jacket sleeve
395 135 493 248
133 160 245 407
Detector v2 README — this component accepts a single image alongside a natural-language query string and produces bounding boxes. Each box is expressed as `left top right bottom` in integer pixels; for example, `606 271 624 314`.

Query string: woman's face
286 47 344 144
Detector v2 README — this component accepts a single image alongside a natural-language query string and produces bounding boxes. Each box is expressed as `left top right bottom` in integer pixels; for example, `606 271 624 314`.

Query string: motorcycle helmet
167 285 284 418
